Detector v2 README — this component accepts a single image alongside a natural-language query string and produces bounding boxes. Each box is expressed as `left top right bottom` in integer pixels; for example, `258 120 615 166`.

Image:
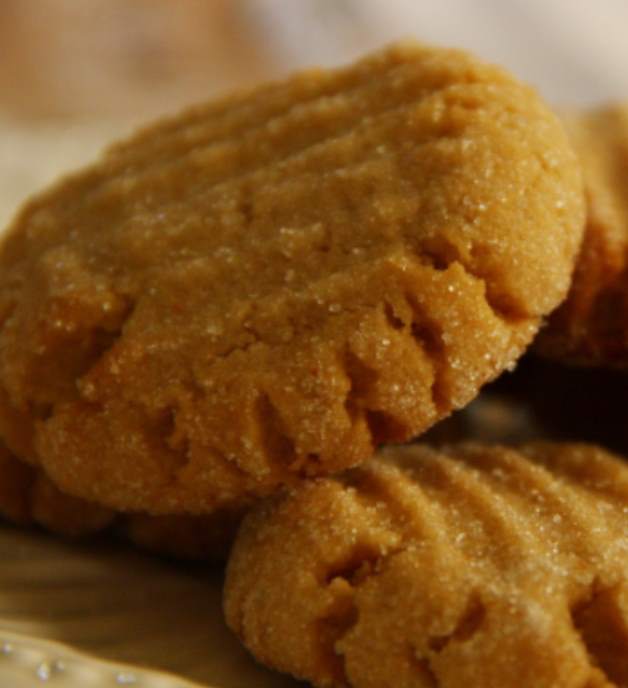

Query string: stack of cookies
0 42 627 687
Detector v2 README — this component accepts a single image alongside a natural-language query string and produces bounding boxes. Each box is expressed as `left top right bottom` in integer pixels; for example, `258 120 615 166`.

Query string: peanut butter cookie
0 442 239 559
0 42 584 514
225 442 628 688
537 105 628 365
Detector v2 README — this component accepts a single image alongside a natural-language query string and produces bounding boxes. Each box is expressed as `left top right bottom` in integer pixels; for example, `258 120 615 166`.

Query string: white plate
0 525 299 687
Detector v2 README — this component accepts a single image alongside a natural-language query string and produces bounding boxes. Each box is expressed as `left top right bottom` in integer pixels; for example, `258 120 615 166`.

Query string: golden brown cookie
0 42 584 514
0 443 239 559
225 443 628 688
537 105 628 366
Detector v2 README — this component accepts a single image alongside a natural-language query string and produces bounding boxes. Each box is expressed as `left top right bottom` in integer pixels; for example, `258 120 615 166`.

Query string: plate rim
0 628 212 688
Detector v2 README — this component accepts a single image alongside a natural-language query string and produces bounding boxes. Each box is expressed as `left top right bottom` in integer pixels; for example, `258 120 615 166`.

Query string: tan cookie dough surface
0 42 583 514
537 105 628 366
225 442 628 688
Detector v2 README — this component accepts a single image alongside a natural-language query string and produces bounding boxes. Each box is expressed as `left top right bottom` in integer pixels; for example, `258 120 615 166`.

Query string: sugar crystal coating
225 442 628 688
0 42 584 513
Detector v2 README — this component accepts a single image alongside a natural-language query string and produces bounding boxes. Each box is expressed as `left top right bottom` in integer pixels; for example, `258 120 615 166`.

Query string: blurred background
2 0 628 229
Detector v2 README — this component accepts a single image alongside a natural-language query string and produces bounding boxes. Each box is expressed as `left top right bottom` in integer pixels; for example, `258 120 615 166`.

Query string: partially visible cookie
0 442 240 559
0 439 35 525
225 443 628 688
537 105 628 366
0 440 114 536
0 42 584 515
120 507 242 561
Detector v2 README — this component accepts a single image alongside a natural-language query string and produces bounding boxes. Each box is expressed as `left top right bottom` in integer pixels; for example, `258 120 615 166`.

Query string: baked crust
0 42 583 513
225 442 628 688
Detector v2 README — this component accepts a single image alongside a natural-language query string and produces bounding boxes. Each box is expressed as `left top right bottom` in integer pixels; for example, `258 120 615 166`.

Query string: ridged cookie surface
537 105 628 365
0 442 239 560
225 443 628 688
0 42 583 513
